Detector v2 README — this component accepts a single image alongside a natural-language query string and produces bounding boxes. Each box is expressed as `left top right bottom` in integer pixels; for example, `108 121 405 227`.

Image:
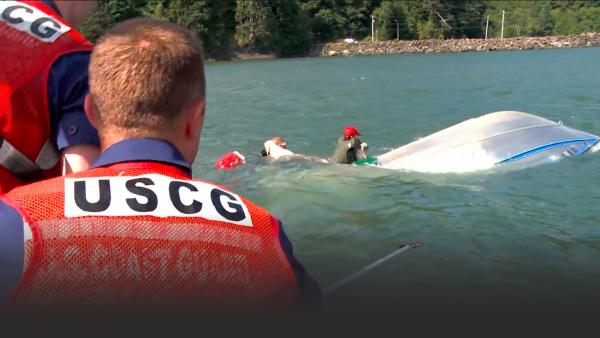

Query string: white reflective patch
23 218 32 242
0 1 70 43
64 174 253 227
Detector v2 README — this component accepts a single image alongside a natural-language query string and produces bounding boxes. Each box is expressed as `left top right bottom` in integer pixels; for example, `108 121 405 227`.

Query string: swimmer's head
272 135 287 148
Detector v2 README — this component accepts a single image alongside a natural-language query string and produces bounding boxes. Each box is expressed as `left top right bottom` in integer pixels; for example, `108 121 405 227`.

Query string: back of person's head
88 18 205 137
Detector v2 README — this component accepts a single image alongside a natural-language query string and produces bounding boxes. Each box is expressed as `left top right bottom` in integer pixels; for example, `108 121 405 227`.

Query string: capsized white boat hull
376 111 599 173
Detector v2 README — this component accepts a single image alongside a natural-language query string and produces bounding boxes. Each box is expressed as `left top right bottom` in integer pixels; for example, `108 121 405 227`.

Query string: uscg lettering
74 179 111 212
30 16 61 39
211 189 246 222
65 174 253 227
2 4 31 25
0 1 70 43
126 178 158 212
169 181 202 214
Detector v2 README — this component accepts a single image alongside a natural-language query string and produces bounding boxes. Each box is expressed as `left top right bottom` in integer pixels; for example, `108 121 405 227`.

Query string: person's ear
186 99 205 139
84 94 97 128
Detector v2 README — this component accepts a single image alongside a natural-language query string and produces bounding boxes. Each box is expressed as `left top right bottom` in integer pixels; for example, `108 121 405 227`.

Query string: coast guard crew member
0 0 100 193
0 18 320 311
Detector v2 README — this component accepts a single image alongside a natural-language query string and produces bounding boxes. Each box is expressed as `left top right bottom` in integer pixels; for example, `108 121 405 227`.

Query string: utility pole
485 15 489 40
501 10 505 39
371 15 375 43
395 19 399 40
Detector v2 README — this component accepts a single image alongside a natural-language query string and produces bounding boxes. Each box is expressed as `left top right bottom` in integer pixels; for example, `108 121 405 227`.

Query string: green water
196 47 600 310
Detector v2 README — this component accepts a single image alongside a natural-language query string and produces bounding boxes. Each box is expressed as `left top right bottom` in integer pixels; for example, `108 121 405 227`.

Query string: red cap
343 125 361 138
215 151 245 170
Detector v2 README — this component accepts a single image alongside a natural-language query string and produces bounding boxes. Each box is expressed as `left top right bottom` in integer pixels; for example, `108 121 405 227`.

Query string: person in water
215 135 291 170
331 125 368 164
262 136 330 163
261 135 295 159
216 134 330 170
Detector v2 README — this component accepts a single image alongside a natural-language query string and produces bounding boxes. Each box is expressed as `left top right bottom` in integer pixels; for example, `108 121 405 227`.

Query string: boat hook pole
323 241 421 295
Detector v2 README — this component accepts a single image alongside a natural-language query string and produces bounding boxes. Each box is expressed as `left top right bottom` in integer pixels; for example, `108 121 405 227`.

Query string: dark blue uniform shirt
48 52 100 151
44 0 99 151
0 138 321 306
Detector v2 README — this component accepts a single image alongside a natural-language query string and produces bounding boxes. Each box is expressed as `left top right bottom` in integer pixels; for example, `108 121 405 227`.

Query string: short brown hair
89 18 205 133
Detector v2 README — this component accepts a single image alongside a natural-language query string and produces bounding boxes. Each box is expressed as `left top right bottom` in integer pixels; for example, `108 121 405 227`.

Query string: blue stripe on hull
497 138 599 165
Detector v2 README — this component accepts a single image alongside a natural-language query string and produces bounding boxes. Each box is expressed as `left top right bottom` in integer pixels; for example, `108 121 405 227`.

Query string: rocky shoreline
311 32 600 57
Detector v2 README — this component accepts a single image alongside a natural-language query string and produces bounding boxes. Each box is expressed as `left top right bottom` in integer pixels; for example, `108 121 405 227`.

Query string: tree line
79 0 600 59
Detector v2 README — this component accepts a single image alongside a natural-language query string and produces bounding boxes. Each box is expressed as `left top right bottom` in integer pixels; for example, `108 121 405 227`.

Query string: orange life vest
0 1 93 193
6 162 299 311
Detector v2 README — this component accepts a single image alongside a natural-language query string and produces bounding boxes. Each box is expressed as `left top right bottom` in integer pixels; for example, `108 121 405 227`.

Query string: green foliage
342 1 381 39
526 1 554 36
144 0 212 53
233 0 312 56
299 0 381 42
552 4 600 35
484 0 600 38
206 0 237 58
144 0 236 57
234 0 272 52
443 0 487 38
105 0 142 22
78 0 600 59
401 1 447 39
78 5 111 42
417 18 444 39
372 1 409 40
165 0 210 36
310 8 345 42
79 0 142 42
269 0 313 56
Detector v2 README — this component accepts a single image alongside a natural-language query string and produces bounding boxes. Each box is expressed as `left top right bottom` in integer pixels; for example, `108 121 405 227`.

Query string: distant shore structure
311 32 600 58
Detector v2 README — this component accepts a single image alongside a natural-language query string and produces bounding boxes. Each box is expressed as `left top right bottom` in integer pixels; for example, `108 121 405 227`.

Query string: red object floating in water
215 151 245 170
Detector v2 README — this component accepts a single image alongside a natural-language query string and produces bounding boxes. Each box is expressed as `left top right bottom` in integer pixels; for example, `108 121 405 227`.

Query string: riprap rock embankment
312 32 600 57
